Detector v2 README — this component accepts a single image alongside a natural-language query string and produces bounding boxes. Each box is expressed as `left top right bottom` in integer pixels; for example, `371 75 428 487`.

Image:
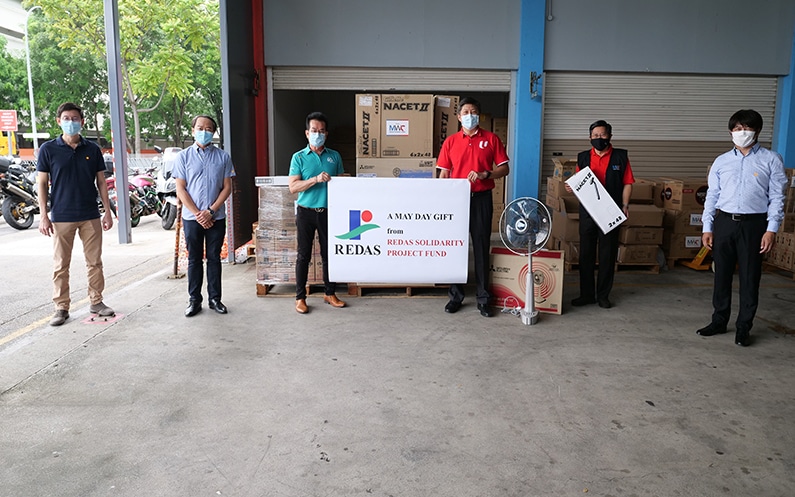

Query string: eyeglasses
60 116 82 122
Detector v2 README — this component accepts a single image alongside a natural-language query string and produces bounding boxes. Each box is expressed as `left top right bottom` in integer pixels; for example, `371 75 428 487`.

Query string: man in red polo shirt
568 120 634 309
437 97 510 317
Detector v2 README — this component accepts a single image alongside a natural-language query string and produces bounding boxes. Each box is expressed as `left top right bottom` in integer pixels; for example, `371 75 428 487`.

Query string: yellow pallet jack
680 245 712 270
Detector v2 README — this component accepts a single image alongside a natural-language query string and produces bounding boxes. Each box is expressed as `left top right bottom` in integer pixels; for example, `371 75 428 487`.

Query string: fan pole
522 252 540 325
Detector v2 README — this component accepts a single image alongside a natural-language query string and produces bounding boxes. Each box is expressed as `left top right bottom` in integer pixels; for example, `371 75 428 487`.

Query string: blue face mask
461 114 479 130
194 130 213 146
308 132 326 148
60 120 82 136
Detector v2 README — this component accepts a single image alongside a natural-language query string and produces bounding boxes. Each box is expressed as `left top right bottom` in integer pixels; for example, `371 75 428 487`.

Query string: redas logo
336 210 380 240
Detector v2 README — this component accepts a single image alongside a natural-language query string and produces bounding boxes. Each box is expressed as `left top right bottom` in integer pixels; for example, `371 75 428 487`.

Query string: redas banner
327 177 471 283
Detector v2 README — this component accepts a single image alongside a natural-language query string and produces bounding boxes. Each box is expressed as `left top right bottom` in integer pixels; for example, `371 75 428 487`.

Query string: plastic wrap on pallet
258 185 296 227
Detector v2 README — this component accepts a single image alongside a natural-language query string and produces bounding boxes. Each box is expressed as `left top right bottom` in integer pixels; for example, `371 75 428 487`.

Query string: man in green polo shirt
288 112 347 314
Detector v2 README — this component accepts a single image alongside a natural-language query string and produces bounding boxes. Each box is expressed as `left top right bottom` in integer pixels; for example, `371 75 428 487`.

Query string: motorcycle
153 146 181 230
0 157 40 230
127 168 161 227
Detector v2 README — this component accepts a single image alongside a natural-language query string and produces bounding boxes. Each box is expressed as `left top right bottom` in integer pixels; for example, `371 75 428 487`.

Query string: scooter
0 158 40 230
153 146 181 230
128 168 161 227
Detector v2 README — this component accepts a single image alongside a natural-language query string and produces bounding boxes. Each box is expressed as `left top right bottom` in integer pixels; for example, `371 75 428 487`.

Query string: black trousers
578 213 620 301
710 211 767 331
183 218 226 303
295 206 335 300
449 192 492 305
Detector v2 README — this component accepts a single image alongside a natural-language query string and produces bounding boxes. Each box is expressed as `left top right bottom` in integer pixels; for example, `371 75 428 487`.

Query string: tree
25 0 220 153
0 37 30 120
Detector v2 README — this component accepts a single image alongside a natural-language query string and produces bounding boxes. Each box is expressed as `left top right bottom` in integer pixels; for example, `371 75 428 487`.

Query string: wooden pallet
347 283 450 297
565 262 660 274
256 281 333 297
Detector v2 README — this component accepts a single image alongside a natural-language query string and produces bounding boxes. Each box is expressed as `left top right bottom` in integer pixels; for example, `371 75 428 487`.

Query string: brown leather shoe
295 299 308 314
324 295 346 308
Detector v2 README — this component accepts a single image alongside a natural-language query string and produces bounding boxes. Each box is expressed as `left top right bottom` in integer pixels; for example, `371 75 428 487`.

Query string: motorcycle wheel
161 203 177 230
131 215 141 228
2 197 35 230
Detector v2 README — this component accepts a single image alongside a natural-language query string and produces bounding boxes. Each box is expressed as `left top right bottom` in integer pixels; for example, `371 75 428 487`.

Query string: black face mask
590 138 610 151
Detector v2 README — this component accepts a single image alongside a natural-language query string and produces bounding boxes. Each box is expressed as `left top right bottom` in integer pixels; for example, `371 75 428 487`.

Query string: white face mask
731 130 756 148
461 114 479 130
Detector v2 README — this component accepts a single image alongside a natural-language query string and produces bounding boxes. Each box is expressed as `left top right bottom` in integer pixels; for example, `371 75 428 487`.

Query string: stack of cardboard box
355 93 508 232
546 159 581 262
355 93 454 178
658 177 709 261
256 185 297 284
545 159 666 267
255 181 323 287
616 179 664 264
766 168 795 271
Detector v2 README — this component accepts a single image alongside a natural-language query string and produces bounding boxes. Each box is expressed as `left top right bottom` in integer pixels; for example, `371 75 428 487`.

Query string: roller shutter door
271 67 512 92
541 73 778 184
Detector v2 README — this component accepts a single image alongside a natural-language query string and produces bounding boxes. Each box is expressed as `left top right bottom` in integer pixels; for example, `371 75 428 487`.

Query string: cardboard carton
550 196 580 241
380 94 434 158
562 240 580 264
663 208 703 234
630 178 655 204
355 94 381 158
661 177 709 211
617 244 659 264
492 177 505 204
623 204 664 227
355 158 436 178
492 117 508 144
547 176 577 199
552 159 578 181
491 203 505 233
488 247 564 315
662 232 703 259
618 226 664 245
433 95 459 157
479 113 493 132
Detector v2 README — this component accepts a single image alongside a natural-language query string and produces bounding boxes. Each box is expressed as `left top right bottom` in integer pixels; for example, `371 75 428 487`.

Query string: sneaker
90 302 115 317
49 309 69 326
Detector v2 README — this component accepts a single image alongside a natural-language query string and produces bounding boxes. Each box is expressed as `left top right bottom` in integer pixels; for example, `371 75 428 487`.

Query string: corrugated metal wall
541 72 778 188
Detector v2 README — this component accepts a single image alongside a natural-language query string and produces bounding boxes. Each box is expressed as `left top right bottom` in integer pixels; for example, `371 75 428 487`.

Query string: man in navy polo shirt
37 102 115 326
437 97 510 317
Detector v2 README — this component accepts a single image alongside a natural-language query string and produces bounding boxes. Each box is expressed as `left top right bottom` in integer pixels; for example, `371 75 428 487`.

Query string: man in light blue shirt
173 115 236 317
288 112 347 314
697 109 787 346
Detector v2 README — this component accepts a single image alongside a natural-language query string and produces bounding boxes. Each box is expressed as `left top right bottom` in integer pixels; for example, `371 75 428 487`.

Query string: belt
719 211 766 222
298 205 326 213
471 190 492 198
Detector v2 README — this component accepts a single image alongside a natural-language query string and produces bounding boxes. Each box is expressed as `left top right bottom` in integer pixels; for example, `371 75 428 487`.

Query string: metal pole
24 6 41 155
103 0 132 243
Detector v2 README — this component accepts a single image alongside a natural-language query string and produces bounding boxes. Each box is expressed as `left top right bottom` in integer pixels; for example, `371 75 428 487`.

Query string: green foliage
0 37 29 116
19 0 221 152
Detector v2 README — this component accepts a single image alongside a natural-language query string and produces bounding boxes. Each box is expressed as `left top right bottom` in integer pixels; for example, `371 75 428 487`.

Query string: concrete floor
1 218 795 496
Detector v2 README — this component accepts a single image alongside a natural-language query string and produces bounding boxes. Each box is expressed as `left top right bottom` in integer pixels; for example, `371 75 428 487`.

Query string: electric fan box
489 247 564 315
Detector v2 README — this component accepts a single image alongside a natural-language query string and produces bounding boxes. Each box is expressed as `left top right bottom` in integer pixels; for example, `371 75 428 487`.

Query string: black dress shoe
477 303 493 317
696 322 727 336
597 298 612 309
735 329 751 347
209 299 228 314
445 300 462 313
571 296 596 307
185 301 201 317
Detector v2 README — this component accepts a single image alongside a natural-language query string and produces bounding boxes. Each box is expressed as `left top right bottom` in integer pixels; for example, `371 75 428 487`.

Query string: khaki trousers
52 218 105 311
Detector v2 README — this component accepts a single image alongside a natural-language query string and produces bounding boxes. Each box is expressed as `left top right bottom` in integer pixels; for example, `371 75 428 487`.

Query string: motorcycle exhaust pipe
5 184 38 204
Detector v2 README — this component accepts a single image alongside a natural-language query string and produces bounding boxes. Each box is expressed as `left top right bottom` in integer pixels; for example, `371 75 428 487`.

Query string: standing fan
499 197 552 325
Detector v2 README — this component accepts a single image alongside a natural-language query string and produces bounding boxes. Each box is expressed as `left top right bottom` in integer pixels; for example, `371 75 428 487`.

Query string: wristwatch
484 170 492 179
208 208 215 217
